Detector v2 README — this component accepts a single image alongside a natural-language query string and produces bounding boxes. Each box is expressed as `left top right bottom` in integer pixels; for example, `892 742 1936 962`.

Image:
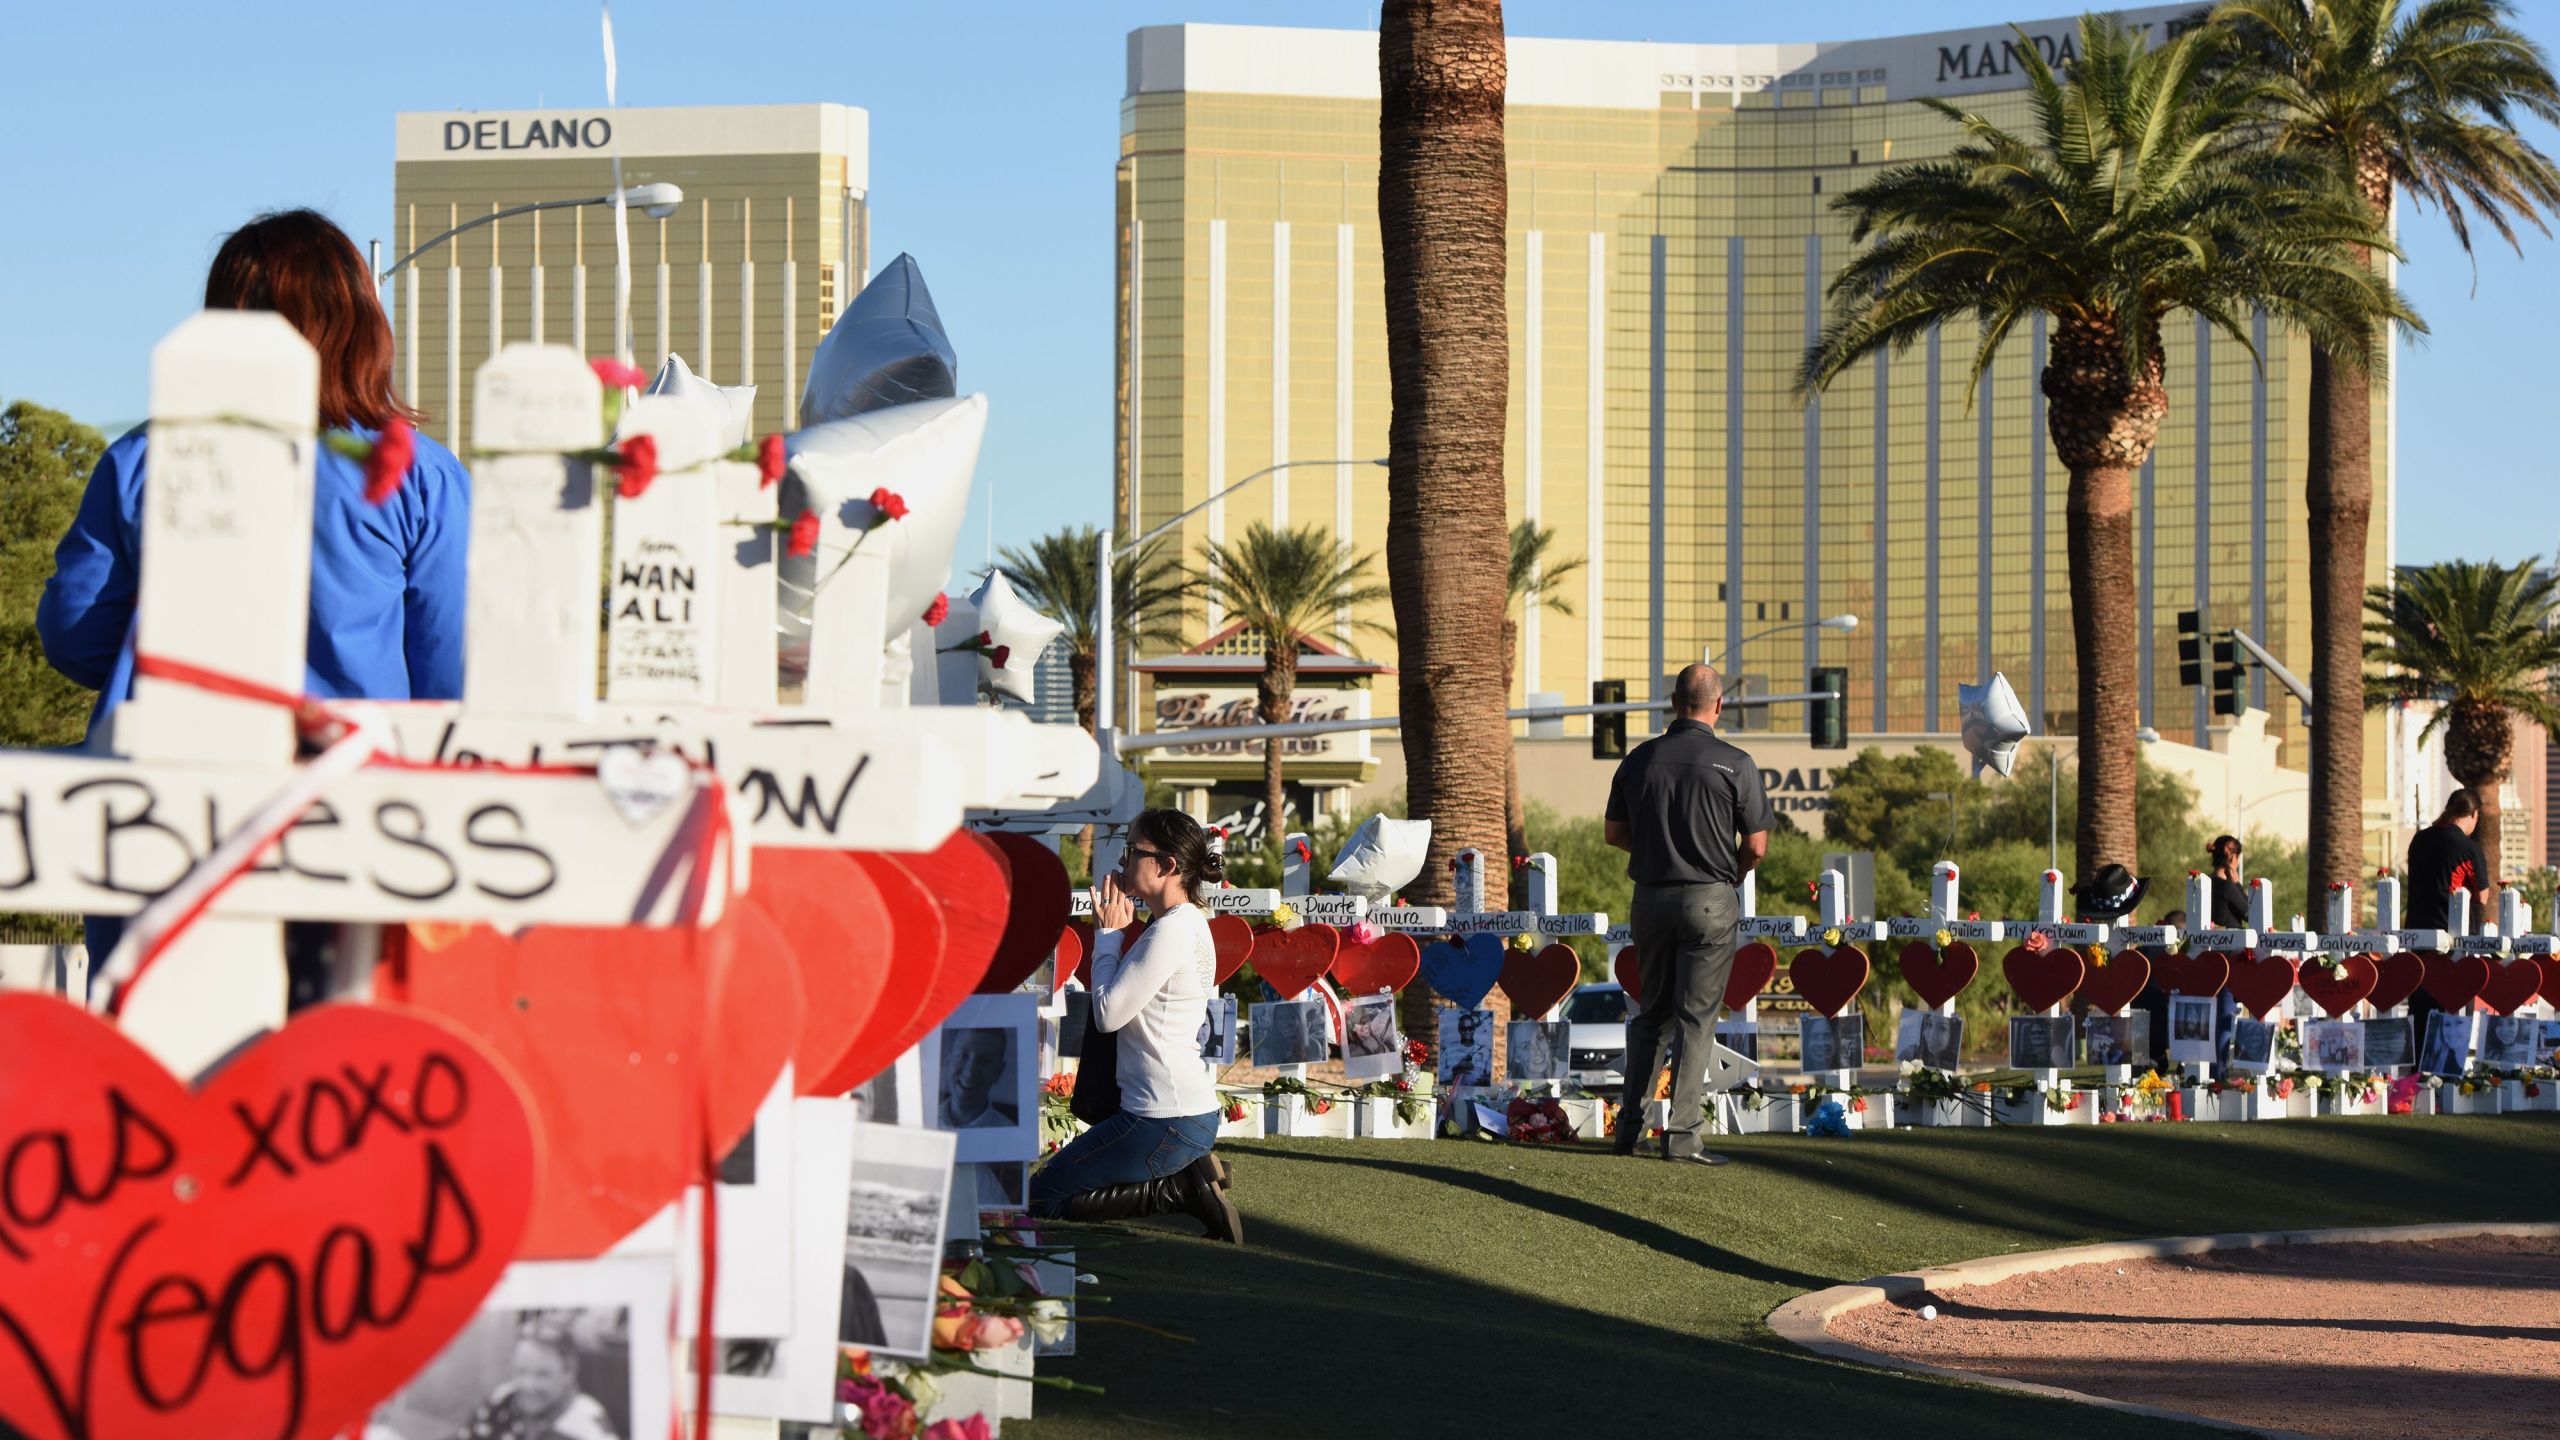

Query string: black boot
1175 1156 1243 1245
1059 1173 1187 1223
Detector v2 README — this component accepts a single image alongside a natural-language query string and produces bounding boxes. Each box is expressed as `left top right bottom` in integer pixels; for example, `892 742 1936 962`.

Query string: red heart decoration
819 851 951 1094
1613 945 1642 1003
1053 924 1085 991
0 995 537 1440
839 831 1011 1087
386 905 800 1258
1790 945 1871 1018
2075 949 2151 1017
2533 953 2560 1007
1334 929 1422 995
1252 925 1340 1000
2420 952 2491 1012
1500 943 1584 1018
2478 956 2543 1015
2368 951 2426 1011
1898 940 1979 1009
2226 952 2299 1019
2299 954 2380 1018
978 832 1072 994
2003 943 2086 1012
749 849 891 1097
2156 949 2234 997
1209 913 1257 984
1724 941 1779 1010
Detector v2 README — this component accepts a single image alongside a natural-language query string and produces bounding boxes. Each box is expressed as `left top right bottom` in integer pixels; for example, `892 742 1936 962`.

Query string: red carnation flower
363 417 416 506
988 645 1011 671
868 486 910 522
758 434 787 488
590 356 650 390
788 508 821 559
615 434 659 500
923 592 950 627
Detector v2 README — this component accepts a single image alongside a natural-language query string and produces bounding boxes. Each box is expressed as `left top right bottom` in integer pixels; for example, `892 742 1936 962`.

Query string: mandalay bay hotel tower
1116 8 2404 854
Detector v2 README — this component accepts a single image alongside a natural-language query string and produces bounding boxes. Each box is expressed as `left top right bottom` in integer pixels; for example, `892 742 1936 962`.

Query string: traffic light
2212 637 2243 717
2176 610 2202 687
1809 665 1848 749
1591 680 1627 760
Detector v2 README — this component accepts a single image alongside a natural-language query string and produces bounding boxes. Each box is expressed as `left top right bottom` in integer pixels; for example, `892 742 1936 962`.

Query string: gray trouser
1615 880 1740 1158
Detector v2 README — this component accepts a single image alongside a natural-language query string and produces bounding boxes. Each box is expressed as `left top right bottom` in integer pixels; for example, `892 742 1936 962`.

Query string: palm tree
2207 0 2560 898
1381 0 1512 921
996 525 1193 735
1797 13 2409 888
1504 520 1584 863
2364 558 2560 878
1197 522 1390 848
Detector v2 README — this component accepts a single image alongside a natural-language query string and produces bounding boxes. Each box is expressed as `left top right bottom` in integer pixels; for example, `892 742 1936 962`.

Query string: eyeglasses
1125 846 1173 868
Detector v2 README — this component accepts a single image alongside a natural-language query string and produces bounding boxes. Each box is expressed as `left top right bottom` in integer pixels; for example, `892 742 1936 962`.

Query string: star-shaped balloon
967 569 1064 705
646 352 756 451
1958 671 2032 778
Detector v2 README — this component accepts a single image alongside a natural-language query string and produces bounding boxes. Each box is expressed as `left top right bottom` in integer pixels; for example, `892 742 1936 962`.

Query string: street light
1709 612 1858 666
1094 457 1389 749
371 183 685 283
2049 726 2161 871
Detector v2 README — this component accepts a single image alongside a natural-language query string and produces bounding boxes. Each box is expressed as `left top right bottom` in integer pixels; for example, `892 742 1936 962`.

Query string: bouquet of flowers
1505 1093 1572 1144
1898 1059 1962 1103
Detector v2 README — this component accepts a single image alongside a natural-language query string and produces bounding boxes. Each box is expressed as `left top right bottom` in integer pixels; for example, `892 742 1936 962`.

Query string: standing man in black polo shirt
2403 787 2496 1047
1603 663 1772 1165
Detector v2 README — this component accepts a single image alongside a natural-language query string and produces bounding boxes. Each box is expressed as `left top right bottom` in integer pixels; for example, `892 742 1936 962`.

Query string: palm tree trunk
2447 700 2515 888
2044 315 2164 883
2306 210 2380 899
1502 613 1527 871
2305 340 2371 896
1070 646 1099 856
1069 648 1097 737
1259 642 1297 854
1382 0 1511 1053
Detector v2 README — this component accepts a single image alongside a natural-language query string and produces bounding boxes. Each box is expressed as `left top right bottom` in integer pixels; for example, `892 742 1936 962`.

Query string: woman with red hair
38 208 471 962
40 207 469 732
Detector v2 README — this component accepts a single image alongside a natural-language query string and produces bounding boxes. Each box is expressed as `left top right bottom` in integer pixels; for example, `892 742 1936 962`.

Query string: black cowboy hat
2075 864 2148 919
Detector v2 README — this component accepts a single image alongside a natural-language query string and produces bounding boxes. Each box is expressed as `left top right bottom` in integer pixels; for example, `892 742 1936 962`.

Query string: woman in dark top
2207 835 2250 928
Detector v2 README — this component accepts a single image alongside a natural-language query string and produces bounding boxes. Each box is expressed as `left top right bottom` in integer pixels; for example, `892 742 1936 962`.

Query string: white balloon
967 569 1065 705
1327 814 1433 901
646 352 756 451
779 393 988 669
1958 671 2032 778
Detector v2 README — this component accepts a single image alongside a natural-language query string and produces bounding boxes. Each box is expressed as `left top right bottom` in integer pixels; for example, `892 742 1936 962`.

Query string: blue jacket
38 424 472 744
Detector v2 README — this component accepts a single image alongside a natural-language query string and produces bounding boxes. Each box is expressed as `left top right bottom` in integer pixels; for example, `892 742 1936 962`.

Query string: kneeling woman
1029 809 1240 1242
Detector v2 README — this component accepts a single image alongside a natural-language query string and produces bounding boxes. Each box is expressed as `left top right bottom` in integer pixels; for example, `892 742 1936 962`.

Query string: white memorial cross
26 319 718 1073
1882 862 2009 1052
1799 868 1886 1094
1997 870 2109 1107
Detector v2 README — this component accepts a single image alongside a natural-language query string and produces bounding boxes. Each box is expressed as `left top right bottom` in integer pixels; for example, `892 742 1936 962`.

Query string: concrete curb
1766 1220 2560 1440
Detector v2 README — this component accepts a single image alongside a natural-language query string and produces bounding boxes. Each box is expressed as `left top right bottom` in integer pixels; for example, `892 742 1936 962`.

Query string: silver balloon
798 253 957 429
1958 671 2031 778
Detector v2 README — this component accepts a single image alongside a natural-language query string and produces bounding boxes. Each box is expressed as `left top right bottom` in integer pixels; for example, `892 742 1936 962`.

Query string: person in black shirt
2405 788 2493 932
2405 788 2494 1046
1602 663 1772 1166
2207 835 2250 928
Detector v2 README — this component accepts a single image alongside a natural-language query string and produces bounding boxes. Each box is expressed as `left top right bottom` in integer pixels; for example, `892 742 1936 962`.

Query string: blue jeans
1029 1110 1220 1218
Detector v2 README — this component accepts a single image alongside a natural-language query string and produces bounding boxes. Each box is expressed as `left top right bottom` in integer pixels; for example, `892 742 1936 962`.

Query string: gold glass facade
1116 17 2393 817
391 103 868 446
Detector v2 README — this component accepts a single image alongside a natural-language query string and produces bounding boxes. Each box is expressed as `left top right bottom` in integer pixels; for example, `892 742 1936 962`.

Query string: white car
1563 981 1629 1085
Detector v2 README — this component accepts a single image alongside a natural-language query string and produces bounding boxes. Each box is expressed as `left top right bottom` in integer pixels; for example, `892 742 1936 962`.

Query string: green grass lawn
1016 1116 2560 1439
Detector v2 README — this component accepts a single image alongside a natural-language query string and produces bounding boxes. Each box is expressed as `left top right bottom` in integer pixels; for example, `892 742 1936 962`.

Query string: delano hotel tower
1116 8 2397 827
392 103 869 445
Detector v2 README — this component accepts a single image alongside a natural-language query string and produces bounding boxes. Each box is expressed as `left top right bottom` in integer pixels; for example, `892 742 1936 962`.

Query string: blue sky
2 1 2554 572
